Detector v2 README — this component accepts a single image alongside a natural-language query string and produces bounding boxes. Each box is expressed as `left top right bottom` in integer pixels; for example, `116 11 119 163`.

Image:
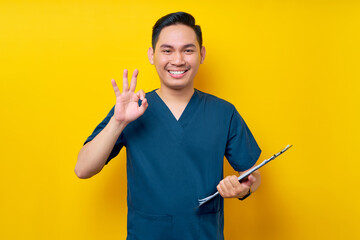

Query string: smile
168 70 188 75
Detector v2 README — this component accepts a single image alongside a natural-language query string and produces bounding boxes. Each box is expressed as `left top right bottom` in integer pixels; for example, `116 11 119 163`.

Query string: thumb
247 174 256 186
241 175 256 188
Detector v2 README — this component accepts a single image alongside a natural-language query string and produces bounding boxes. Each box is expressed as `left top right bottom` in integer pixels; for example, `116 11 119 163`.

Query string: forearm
75 117 127 179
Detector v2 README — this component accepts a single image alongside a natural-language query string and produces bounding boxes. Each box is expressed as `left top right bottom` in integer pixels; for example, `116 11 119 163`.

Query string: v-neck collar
147 89 200 137
153 89 199 126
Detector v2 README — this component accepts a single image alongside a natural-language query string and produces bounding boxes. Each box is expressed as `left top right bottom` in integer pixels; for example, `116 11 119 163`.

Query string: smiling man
75 12 261 240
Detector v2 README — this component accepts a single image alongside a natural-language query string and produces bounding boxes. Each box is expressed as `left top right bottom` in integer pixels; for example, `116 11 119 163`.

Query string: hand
111 69 148 124
217 172 259 199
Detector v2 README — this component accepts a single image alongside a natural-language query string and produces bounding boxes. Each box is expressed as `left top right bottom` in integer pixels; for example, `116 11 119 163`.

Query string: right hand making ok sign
111 69 148 124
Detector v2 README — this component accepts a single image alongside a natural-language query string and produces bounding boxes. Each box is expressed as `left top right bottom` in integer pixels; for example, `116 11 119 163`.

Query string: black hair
152 12 202 49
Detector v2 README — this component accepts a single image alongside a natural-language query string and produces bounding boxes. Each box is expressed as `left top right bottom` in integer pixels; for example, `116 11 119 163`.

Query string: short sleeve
225 107 261 171
84 106 125 164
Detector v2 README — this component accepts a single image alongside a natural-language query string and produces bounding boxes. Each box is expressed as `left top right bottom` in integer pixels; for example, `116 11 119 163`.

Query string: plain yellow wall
1 0 359 239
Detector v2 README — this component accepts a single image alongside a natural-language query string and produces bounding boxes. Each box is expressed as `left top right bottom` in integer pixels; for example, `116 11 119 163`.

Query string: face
148 24 206 91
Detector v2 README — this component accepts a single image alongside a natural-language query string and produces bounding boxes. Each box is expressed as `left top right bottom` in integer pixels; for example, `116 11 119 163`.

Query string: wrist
109 116 128 133
238 188 252 201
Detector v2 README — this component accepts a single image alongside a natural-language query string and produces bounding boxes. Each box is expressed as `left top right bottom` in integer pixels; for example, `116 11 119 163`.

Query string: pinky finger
111 79 121 97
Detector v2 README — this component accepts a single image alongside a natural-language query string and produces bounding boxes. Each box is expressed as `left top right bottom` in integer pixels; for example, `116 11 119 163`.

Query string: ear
200 46 206 64
148 47 154 65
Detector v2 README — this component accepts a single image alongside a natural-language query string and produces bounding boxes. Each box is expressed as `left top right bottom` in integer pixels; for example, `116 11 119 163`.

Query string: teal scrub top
85 89 261 240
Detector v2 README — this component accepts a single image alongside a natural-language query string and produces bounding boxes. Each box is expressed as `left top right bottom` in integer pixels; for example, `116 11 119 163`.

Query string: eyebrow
183 44 197 48
159 44 197 49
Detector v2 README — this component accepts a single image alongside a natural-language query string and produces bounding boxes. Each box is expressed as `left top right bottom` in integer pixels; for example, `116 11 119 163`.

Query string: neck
156 86 195 120
156 86 195 105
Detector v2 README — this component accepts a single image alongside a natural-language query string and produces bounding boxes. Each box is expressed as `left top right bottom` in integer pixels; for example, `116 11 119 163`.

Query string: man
75 12 261 240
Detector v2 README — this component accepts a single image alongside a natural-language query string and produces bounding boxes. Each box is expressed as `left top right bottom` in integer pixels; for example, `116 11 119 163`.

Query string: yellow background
1 0 359 239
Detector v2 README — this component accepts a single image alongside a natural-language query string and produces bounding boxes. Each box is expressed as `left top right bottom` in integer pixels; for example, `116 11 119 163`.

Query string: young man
75 12 261 240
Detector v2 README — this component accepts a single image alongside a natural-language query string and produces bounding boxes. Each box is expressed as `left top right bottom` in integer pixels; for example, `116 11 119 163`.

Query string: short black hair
152 12 202 49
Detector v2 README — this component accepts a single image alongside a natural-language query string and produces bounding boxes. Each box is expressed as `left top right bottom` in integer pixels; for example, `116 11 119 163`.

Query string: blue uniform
85 89 261 240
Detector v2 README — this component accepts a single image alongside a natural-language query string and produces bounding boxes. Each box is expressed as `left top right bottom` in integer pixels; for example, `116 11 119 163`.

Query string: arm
216 169 261 199
75 69 148 179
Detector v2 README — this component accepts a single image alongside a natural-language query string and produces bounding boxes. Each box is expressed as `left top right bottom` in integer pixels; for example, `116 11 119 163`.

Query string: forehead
156 24 199 48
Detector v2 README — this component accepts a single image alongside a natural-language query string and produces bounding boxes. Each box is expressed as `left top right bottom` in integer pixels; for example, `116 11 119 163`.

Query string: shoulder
195 89 236 112
145 89 157 99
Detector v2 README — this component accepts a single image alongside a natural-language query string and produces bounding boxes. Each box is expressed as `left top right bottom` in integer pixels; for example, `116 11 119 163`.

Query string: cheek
155 57 169 68
186 55 200 66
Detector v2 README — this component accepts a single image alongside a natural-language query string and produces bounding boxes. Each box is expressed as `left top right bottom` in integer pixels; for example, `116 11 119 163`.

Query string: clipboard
198 144 293 206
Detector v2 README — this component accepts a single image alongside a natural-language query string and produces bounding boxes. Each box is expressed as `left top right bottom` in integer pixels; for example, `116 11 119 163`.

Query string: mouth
167 69 189 78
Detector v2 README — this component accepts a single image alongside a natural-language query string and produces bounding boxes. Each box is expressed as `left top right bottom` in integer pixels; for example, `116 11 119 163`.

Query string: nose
171 52 185 66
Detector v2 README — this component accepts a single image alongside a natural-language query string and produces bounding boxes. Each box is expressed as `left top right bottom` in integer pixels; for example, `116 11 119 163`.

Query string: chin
162 80 193 91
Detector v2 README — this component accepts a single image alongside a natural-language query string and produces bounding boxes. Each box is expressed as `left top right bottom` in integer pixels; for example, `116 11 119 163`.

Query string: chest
165 102 188 120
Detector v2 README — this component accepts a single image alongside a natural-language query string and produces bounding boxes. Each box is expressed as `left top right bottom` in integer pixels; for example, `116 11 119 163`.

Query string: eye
162 49 172 54
184 49 195 54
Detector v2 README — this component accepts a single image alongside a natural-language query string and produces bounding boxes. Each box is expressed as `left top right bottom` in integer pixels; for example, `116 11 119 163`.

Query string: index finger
129 69 139 92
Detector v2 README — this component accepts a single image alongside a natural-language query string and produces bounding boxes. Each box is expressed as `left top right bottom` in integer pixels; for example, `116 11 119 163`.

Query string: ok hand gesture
111 69 148 124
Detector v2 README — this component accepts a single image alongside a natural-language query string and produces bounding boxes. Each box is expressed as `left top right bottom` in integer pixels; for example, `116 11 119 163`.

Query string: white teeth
169 70 186 75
